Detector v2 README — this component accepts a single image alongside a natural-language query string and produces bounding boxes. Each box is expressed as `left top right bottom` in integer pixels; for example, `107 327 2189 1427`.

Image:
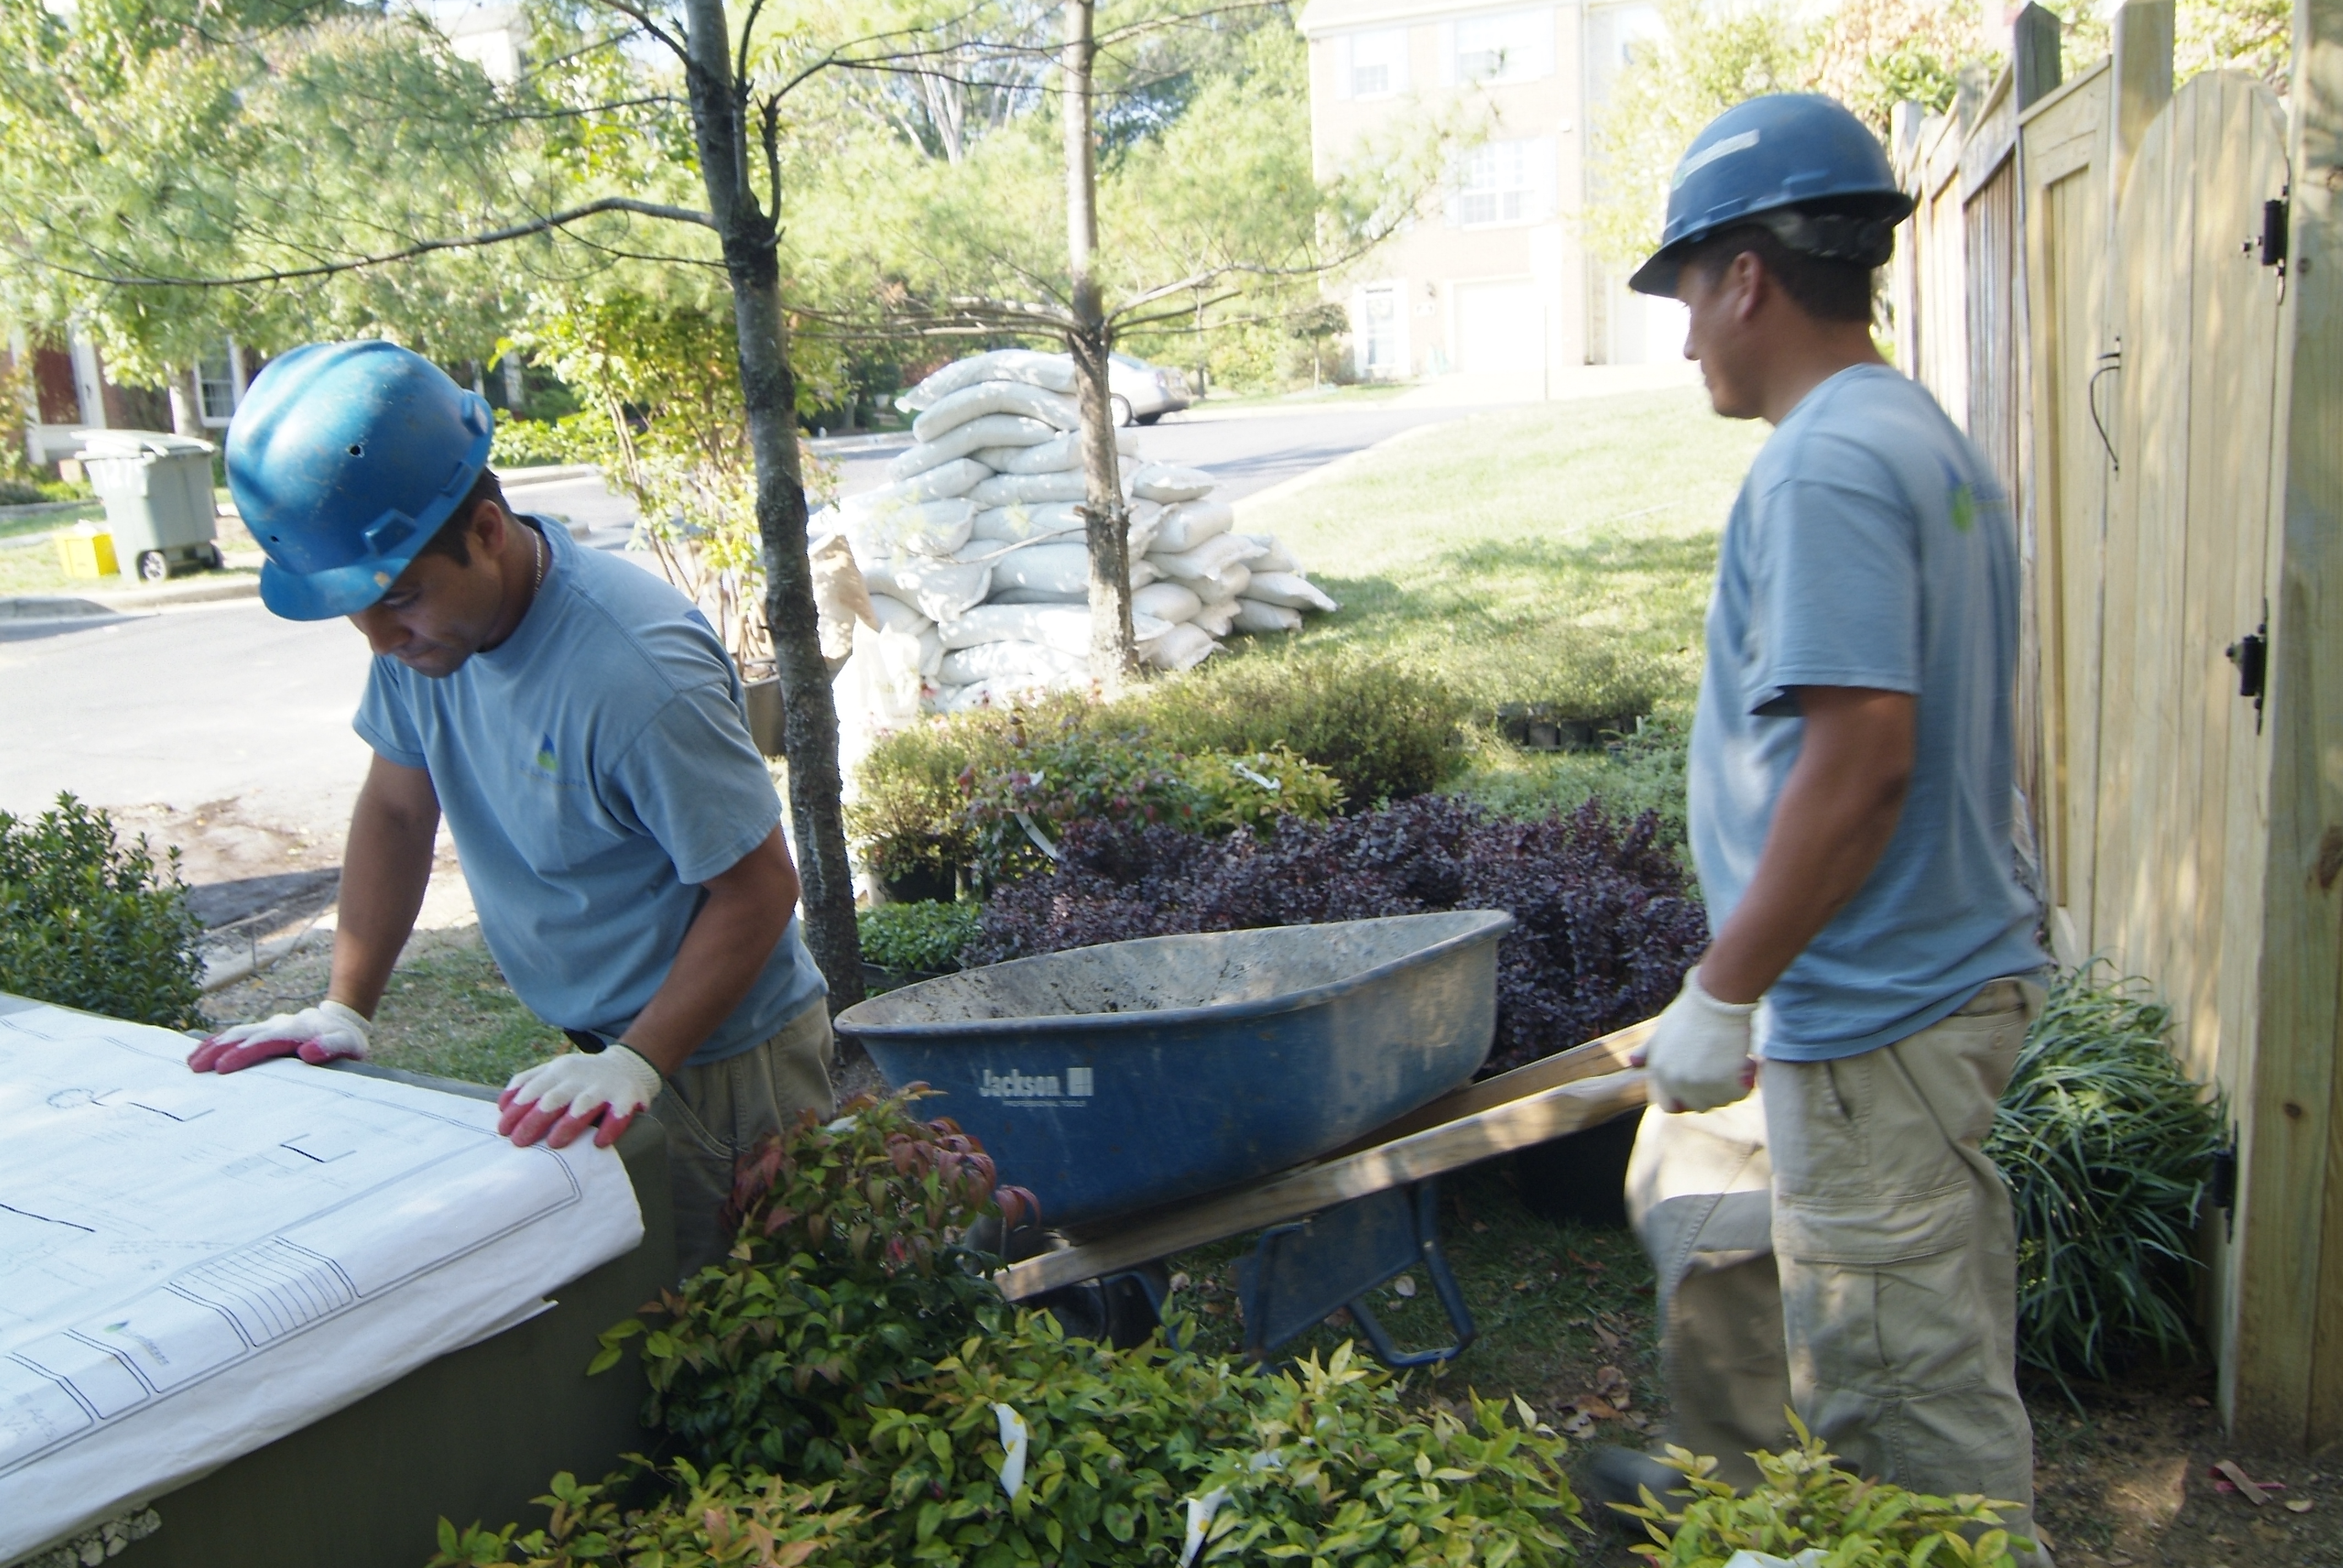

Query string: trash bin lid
75 429 217 461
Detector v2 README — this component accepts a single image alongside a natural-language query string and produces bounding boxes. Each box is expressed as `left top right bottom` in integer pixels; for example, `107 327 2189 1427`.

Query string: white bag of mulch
808 532 879 664
969 470 1091 509
938 639 1085 686
1152 499 1233 554
886 414 1056 481
898 350 1078 411
939 603 1170 658
1126 500 1163 558
1141 622 1219 672
983 541 1092 599
1132 581 1203 624
859 553 993 623
913 380 1081 442
972 501 1085 542
1129 463 1214 502
972 427 1138 475
1191 598 1239 638
845 498 976 562
1150 531 1265 587
1243 570 1340 613
867 592 931 635
1230 598 1304 635
1232 532 1298 573
845 459 990 514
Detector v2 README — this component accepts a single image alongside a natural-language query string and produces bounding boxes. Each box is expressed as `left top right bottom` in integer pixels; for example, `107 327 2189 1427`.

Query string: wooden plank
2020 65 2112 952
2108 1 2176 219
997 1027 1654 1300
2247 0 2343 1449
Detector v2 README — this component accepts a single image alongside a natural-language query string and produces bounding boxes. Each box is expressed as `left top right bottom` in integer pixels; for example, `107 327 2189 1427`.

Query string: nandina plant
592 1091 1034 1478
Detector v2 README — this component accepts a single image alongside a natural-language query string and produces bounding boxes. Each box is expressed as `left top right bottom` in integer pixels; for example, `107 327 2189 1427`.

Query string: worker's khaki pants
1626 979 2045 1559
647 1000 837 1279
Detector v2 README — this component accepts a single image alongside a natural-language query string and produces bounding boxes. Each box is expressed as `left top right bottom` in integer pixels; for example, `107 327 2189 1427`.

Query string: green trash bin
77 431 221 583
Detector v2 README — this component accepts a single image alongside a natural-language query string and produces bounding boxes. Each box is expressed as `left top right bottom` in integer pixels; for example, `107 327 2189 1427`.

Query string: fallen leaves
1549 1366 1634 1438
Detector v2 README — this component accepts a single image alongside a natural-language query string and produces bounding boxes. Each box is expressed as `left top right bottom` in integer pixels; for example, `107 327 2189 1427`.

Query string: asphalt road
0 401 1468 868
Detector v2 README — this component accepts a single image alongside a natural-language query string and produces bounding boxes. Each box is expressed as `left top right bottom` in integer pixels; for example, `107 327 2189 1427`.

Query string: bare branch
19 197 716 290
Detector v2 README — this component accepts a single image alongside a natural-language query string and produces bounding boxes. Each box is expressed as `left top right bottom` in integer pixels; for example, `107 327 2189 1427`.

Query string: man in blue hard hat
1595 95 2052 1557
186 340 833 1278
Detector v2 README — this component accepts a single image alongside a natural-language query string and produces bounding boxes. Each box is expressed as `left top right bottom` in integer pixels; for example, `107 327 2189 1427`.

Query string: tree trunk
1060 0 1135 691
680 0 863 1014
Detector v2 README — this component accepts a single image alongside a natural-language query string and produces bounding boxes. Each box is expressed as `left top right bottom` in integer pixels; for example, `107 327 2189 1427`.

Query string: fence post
2108 2 2174 203
2013 3 2064 110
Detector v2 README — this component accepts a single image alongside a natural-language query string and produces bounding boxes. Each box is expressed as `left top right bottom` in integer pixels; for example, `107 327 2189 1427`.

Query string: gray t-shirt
1688 364 2045 1061
355 520 826 1065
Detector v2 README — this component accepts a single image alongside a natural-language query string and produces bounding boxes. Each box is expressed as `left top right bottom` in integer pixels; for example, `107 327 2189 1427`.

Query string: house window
195 349 237 426
1360 285 1403 376
1454 138 1553 227
1453 8 1552 84
1343 28 1408 99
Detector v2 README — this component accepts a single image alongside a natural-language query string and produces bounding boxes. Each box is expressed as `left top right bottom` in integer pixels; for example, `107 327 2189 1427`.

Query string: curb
499 462 607 488
1229 420 1456 520
0 574 261 620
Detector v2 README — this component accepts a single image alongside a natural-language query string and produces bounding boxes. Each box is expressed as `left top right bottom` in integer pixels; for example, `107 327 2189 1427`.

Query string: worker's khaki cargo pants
1625 979 2045 1558
648 1000 837 1278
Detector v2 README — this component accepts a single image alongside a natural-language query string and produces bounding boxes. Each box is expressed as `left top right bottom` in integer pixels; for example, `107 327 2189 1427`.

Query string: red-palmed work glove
497 1044 663 1150
188 1000 372 1074
1633 970 1758 1113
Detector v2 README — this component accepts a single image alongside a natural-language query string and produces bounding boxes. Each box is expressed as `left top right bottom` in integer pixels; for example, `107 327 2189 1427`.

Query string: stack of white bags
817 349 1337 727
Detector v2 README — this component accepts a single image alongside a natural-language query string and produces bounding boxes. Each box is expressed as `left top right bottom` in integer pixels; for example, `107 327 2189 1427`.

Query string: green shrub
1173 744 1345 835
488 411 615 471
591 1091 1023 1478
432 1464 867 1568
858 901 981 974
0 794 203 1028
849 703 1344 890
0 477 44 507
1458 702 1692 851
1619 1421 2026 1566
1986 967 2224 1385
1123 651 1465 806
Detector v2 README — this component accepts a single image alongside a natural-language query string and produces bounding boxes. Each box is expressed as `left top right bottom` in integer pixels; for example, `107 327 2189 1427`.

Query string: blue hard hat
1629 93 1914 297
226 341 494 620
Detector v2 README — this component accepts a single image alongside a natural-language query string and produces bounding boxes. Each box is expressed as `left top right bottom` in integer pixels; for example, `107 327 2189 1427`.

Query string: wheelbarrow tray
834 911 1513 1229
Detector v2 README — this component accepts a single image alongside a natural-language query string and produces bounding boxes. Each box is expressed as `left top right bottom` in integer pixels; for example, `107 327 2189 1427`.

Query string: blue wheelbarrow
834 910 1653 1366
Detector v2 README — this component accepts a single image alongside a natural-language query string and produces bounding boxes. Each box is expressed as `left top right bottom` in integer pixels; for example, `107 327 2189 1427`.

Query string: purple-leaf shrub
966 794 1708 1074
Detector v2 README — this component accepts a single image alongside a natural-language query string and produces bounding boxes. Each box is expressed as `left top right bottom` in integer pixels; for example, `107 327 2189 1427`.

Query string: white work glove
1636 969 1758 1113
188 1000 371 1075
497 1043 663 1151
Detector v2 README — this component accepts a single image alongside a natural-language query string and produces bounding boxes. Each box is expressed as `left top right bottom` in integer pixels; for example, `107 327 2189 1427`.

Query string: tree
0 0 999 1014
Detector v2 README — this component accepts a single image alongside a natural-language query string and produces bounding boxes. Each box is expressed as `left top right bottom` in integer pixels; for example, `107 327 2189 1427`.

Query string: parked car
1108 353 1190 426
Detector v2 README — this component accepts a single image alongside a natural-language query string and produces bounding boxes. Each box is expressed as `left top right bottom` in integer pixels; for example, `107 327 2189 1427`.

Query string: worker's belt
564 1028 612 1054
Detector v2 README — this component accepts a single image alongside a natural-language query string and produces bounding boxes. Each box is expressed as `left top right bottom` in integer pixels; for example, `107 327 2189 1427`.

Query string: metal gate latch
2226 617 2269 732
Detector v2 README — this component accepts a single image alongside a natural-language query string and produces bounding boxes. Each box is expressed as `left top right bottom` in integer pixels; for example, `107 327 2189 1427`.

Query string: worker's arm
1639 686 1915 1110
326 754 443 1016
1698 686 1916 1003
498 827 800 1150
189 754 439 1073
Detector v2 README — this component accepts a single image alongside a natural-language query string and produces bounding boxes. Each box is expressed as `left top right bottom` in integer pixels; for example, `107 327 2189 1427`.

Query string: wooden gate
1895 0 2343 1449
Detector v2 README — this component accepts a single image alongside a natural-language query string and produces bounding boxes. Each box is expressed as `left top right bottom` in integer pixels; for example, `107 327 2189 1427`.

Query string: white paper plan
0 997 644 1562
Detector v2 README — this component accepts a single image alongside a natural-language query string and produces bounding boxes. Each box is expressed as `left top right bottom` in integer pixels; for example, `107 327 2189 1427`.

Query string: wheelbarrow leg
1236 1178 1476 1369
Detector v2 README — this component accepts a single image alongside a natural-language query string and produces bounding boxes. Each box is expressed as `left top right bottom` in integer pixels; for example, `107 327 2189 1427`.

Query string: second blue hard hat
226 341 494 621
1630 93 1914 297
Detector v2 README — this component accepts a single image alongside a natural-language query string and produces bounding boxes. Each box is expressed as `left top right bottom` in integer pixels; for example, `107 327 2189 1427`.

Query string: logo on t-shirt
534 733 558 775
1950 482 1977 534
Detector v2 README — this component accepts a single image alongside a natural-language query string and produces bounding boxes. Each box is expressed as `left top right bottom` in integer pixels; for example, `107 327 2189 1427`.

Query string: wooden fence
1889 0 2343 1447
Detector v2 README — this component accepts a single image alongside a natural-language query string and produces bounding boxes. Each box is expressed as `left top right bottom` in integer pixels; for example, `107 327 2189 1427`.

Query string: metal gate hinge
2226 613 2269 732
2262 193 2290 271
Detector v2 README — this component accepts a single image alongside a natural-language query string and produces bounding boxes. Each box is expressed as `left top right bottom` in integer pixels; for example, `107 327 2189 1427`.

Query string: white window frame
1451 137 1556 228
1443 7 1554 86
1333 26 1409 101
195 347 238 427
1354 282 1408 380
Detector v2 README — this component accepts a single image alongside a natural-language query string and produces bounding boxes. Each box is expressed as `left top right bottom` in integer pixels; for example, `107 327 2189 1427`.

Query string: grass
0 547 255 597
1180 383 1762 824
0 500 100 543
201 925 565 1087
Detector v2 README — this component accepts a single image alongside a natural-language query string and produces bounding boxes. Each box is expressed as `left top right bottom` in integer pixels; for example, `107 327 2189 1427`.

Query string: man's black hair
415 467 510 567
1682 220 1877 325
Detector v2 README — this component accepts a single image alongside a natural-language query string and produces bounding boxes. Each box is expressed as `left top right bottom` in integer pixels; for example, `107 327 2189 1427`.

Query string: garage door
1453 281 1542 374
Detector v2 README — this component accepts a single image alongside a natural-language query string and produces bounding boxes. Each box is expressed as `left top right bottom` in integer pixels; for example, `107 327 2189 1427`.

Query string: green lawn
1233 385 1764 824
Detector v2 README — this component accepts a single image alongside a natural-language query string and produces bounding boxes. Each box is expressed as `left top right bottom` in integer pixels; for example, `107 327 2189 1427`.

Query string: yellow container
56 531 119 579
